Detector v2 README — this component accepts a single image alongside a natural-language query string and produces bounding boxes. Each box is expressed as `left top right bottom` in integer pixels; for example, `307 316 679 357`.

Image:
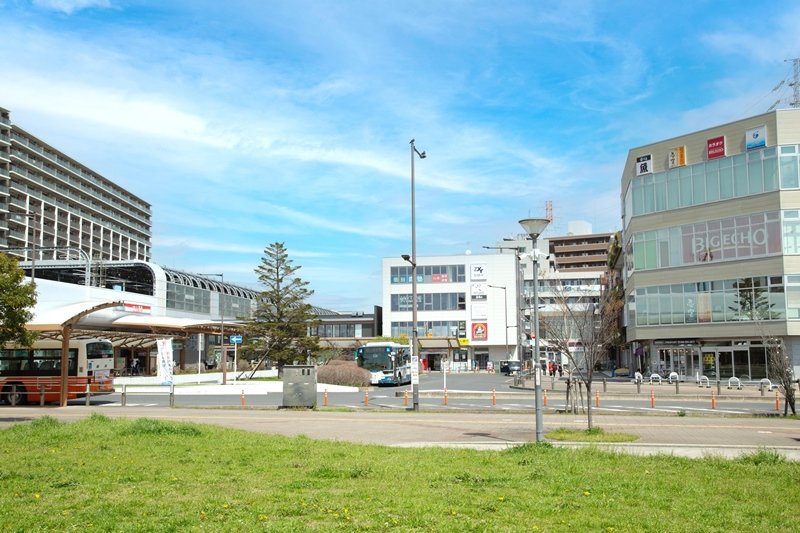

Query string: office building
621 108 800 380
382 253 518 370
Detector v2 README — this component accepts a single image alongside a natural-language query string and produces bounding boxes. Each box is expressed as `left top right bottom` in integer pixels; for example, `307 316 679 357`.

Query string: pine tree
0 253 37 346
245 243 319 371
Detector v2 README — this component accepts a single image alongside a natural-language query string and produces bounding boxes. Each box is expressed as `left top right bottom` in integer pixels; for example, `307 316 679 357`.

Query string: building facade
622 108 800 381
382 253 518 371
0 107 152 264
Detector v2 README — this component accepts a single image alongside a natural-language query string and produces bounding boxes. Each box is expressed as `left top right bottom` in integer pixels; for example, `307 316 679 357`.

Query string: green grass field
1 414 798 532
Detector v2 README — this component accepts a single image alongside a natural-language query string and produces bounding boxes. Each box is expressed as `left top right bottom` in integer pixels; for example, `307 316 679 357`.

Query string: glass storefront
650 341 771 381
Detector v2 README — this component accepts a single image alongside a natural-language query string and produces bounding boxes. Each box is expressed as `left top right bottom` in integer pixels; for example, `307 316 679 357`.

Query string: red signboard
471 322 488 341
707 136 726 160
432 273 449 283
124 303 152 314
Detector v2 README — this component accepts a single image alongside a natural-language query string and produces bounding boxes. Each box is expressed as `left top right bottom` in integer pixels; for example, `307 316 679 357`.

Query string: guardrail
119 384 176 407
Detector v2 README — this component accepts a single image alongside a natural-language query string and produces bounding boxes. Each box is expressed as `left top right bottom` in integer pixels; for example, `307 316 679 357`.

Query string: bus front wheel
2 383 27 406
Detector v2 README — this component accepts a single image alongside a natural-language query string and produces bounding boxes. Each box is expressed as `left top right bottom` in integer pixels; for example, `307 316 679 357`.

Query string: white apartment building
0 107 152 264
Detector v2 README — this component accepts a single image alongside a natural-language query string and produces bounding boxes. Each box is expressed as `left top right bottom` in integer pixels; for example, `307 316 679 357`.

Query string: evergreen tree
0 253 37 346
245 243 319 371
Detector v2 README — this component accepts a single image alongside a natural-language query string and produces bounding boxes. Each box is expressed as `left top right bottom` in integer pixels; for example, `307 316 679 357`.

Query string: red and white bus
0 339 115 405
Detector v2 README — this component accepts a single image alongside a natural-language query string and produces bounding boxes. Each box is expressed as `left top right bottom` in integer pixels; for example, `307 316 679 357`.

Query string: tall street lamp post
407 139 426 411
519 217 549 443
487 285 509 360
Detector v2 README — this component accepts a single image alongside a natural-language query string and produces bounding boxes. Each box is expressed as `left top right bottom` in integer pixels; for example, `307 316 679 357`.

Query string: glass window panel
644 240 658 270
643 175 655 213
659 294 672 324
748 160 764 193
711 292 726 322
685 293 697 323
781 145 797 154
719 167 734 199
705 168 719 202
669 226 683 266
667 174 680 209
787 286 800 318
679 174 693 207
671 294 684 324
734 162 748 196
724 291 739 321
783 216 800 254
647 295 660 325
654 173 666 211
780 155 799 189
632 179 644 216
692 171 706 204
763 157 778 191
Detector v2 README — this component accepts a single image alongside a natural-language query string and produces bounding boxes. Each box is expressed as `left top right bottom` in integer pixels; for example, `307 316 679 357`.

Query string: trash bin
282 365 317 408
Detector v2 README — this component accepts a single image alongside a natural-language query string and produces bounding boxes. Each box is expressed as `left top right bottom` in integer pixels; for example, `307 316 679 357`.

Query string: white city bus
355 342 412 386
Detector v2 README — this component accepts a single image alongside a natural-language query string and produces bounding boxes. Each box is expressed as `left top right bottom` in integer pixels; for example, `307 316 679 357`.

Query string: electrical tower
788 57 800 108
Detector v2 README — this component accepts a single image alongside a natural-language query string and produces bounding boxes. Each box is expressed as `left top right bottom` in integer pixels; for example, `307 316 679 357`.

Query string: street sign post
229 335 242 381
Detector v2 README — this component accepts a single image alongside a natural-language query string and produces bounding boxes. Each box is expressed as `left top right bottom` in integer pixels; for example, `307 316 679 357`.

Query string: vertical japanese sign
668 146 686 168
157 338 174 385
635 154 653 176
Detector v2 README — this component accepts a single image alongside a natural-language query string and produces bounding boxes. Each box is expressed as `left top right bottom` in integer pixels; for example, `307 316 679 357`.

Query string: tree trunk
586 382 593 429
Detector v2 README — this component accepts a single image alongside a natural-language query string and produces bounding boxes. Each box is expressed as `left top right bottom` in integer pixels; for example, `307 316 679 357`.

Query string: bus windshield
357 347 394 372
86 341 114 358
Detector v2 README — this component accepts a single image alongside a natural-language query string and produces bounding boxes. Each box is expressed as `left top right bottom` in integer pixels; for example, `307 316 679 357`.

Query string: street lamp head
418 151 426 159
401 254 410 261
518 218 550 239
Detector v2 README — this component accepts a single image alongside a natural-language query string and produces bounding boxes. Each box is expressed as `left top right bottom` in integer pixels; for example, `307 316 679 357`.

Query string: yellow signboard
668 145 686 168
458 338 470 346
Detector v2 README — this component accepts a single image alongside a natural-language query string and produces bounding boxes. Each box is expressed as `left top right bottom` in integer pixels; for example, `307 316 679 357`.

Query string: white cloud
32 0 111 15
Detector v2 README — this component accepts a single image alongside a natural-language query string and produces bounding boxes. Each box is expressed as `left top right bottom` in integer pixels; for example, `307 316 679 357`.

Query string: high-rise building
621 108 800 380
0 107 151 264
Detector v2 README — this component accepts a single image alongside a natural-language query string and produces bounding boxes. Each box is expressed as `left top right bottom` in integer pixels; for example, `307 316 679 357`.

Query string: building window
632 276 786 326
390 265 465 284
390 293 466 312
391 321 461 337
625 145 793 227
628 210 783 273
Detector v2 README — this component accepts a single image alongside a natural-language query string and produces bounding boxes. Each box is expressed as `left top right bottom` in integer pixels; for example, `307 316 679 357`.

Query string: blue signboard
230 335 243 344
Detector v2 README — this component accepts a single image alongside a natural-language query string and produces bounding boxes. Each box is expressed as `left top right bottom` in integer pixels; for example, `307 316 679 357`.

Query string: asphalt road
83 372 788 416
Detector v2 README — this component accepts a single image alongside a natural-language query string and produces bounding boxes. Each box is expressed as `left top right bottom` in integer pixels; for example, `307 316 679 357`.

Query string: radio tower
788 57 800 108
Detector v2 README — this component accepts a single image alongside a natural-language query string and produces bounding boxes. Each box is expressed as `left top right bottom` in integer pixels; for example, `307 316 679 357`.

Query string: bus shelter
24 300 242 406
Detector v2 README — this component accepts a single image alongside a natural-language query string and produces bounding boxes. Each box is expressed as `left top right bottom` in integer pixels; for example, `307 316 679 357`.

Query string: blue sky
2 1 800 311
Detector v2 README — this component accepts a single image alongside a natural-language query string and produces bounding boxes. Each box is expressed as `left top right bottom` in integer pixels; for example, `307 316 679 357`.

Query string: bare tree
764 336 797 415
540 284 623 429
731 277 796 416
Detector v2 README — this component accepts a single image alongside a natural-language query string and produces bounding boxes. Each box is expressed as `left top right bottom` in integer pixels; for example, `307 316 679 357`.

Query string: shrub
317 361 370 387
